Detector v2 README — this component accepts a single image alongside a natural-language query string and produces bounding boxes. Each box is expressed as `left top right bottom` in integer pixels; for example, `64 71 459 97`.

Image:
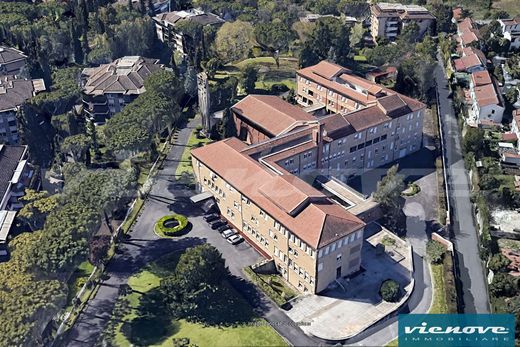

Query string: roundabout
154 214 189 237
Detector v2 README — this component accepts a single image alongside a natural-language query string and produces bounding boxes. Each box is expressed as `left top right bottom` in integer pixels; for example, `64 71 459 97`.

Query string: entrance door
336 266 342 279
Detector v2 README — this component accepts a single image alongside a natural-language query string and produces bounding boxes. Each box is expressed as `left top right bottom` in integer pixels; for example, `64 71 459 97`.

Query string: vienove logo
398 314 515 347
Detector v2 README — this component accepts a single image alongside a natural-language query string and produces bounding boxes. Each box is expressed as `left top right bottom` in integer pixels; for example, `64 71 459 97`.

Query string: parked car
217 224 230 232
203 214 219 222
227 234 244 245
209 219 226 229
221 229 237 239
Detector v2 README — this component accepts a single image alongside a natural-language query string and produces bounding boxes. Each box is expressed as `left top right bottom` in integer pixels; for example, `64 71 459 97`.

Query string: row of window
318 229 363 259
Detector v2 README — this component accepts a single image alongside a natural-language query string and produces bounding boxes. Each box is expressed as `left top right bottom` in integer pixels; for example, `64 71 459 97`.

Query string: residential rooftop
0 46 26 66
0 75 45 112
153 8 224 27
81 56 162 96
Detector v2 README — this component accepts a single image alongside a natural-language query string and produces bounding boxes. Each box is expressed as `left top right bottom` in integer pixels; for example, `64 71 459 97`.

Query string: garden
102 246 287 347
154 214 189 237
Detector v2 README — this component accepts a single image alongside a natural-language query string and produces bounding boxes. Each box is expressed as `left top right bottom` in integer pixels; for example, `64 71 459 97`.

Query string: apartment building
468 70 504 125
191 60 426 293
192 138 365 294
81 56 163 124
0 75 46 144
370 2 435 42
457 17 481 48
0 145 35 211
153 9 224 56
0 46 27 76
499 18 520 51
452 46 487 73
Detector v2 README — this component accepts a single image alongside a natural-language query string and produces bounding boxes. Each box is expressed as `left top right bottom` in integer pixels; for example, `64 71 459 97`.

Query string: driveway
434 56 490 313
65 117 317 347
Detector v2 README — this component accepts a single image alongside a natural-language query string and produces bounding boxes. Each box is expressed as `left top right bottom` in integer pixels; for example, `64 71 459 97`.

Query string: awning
0 211 16 244
190 191 214 204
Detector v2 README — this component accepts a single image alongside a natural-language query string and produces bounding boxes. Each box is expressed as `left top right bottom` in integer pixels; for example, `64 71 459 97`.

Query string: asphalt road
434 56 490 313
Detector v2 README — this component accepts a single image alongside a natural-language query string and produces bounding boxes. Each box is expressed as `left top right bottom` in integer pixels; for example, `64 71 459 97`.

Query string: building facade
81 56 163 124
153 9 224 56
0 47 27 76
0 145 36 211
191 60 426 294
370 3 435 42
0 75 46 144
499 18 520 51
468 70 504 125
192 138 365 294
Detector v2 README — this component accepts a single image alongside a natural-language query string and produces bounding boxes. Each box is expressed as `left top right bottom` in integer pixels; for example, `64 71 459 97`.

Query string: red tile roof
191 138 365 248
471 70 492 86
502 133 518 142
473 83 499 107
232 95 315 137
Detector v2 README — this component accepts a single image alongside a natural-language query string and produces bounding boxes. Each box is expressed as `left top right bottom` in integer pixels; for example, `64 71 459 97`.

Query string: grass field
214 56 298 93
174 129 212 178
429 264 448 314
108 252 287 347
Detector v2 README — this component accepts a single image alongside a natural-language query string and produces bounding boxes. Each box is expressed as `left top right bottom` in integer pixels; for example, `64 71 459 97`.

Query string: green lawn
66 261 94 304
214 56 298 94
429 264 448 314
174 130 211 178
107 252 286 347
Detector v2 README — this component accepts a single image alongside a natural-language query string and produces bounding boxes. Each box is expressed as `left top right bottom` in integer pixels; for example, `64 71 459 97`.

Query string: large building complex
0 75 46 144
370 2 435 43
81 56 163 124
192 60 425 294
153 8 224 56
0 46 27 76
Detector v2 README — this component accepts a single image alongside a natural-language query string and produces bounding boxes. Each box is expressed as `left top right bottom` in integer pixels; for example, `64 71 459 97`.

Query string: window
318 262 323 272
350 146 356 153
381 134 387 141
337 254 342 262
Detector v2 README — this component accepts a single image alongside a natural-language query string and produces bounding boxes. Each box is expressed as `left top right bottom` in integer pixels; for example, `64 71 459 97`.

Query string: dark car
203 214 219 222
217 224 230 232
209 219 226 230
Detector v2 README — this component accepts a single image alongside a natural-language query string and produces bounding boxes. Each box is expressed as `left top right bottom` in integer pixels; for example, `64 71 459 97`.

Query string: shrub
154 215 189 236
489 273 517 297
380 279 400 302
427 240 446 264
488 254 512 272
270 83 289 94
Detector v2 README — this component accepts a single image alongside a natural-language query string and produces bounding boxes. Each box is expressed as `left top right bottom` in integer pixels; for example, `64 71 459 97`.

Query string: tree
139 0 146 15
373 165 405 212
18 190 60 231
490 273 517 297
298 18 351 68
202 57 221 79
488 254 511 272
241 65 257 94
254 22 292 67
218 108 236 139
430 3 454 34
89 234 112 265
184 65 198 98
505 87 519 105
462 127 485 155
60 134 92 163
426 240 446 264
380 279 400 302
160 244 228 317
214 21 255 63
349 23 365 49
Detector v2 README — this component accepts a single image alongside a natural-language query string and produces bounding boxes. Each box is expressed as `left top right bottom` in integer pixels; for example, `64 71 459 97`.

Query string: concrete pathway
434 55 490 313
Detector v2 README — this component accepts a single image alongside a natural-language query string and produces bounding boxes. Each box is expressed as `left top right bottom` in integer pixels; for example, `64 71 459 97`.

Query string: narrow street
434 56 490 313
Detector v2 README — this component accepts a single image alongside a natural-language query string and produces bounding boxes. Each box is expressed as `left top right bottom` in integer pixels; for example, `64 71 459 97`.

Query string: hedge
154 214 188 236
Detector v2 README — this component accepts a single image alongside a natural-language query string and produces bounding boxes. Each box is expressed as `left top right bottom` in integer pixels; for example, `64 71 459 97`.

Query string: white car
227 234 244 245
221 229 236 239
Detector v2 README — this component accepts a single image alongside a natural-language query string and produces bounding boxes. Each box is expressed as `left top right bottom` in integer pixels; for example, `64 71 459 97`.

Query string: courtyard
285 223 413 341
